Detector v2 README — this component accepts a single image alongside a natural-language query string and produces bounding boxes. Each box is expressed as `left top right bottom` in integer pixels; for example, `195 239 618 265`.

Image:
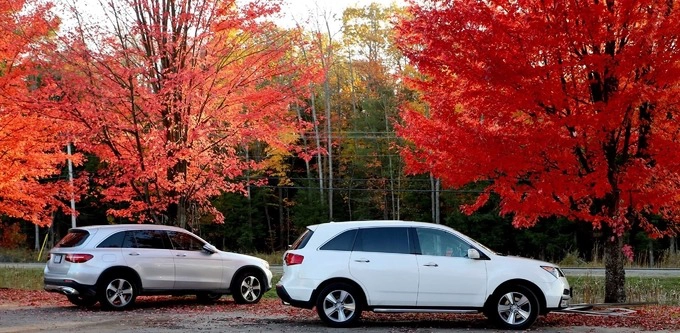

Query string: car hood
218 251 269 268
498 254 558 267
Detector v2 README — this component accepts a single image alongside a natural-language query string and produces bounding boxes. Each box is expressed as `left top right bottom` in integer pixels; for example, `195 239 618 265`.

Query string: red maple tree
0 0 78 226
396 0 680 302
38 0 317 227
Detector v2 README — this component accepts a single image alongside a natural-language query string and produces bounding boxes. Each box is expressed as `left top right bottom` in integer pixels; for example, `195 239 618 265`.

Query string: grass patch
569 276 680 305
0 267 43 290
250 252 284 265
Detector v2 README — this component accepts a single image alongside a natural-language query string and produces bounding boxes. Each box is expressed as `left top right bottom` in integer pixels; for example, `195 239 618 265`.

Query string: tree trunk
178 202 187 229
430 174 440 224
278 187 284 250
604 232 626 303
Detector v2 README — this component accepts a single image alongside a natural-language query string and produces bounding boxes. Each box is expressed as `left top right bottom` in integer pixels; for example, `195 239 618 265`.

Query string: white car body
276 220 571 329
44 224 272 310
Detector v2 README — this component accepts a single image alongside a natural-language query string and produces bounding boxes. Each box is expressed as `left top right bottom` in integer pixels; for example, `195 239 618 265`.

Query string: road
3 263 680 277
0 299 674 333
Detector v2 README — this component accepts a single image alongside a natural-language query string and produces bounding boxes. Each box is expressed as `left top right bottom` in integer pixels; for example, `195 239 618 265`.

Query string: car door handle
423 263 439 267
176 254 187 257
128 252 140 256
354 259 370 263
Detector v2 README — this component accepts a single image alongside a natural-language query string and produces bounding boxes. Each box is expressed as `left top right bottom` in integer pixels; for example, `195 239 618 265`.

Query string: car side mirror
467 248 481 259
202 243 218 254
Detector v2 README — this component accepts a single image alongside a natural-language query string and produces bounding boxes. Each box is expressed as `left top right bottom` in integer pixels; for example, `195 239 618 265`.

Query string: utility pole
67 143 76 228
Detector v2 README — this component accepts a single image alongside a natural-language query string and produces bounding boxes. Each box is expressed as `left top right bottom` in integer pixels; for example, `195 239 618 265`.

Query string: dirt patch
1 289 679 333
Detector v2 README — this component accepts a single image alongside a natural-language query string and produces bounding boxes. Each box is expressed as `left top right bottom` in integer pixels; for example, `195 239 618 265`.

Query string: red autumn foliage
0 0 79 226
395 0 680 302
36 0 318 225
1 289 678 331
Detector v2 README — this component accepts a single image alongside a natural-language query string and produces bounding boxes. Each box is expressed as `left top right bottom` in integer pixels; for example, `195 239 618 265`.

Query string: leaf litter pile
2 289 679 331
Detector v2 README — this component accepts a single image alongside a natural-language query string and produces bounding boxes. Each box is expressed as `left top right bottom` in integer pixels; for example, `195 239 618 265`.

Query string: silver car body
44 224 272 308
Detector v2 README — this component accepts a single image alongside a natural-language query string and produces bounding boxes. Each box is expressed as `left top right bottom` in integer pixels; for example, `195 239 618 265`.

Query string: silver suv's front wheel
232 271 263 304
315 282 362 328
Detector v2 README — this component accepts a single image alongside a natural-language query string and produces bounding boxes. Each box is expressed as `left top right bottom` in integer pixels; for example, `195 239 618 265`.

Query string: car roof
309 220 446 230
71 224 189 232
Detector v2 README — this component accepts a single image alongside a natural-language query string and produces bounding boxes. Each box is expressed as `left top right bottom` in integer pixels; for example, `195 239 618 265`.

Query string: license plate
53 254 62 264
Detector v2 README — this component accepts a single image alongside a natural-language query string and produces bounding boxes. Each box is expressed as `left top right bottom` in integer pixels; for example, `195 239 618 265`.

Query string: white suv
44 224 272 310
276 220 571 330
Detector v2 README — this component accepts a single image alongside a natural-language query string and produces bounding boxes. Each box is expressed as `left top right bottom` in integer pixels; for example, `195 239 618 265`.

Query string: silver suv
44 224 272 310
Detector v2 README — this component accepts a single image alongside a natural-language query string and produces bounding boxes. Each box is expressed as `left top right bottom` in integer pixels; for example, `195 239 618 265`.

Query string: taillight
65 254 94 263
284 253 304 266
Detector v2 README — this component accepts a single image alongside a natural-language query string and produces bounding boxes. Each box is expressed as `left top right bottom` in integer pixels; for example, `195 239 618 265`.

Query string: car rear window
97 231 126 248
55 229 90 248
320 229 357 251
290 229 314 250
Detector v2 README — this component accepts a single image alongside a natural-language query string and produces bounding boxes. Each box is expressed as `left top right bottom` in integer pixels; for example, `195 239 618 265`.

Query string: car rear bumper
276 284 314 309
44 278 96 297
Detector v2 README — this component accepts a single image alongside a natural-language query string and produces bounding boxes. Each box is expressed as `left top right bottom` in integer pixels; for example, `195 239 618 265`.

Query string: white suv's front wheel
315 283 363 328
487 285 539 330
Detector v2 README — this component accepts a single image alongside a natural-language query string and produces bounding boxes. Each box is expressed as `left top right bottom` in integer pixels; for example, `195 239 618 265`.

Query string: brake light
65 254 94 263
284 253 304 266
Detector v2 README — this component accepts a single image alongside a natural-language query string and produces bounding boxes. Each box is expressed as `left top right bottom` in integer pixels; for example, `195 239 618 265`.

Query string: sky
277 0 406 33
53 0 407 36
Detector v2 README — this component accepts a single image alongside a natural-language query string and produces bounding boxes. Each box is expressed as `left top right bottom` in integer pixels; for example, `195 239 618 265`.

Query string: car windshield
470 237 498 255
55 230 90 248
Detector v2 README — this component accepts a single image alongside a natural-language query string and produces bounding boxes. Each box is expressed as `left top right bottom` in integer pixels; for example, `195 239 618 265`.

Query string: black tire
232 271 264 304
66 295 98 307
196 292 222 304
315 282 363 328
487 285 539 330
98 275 137 310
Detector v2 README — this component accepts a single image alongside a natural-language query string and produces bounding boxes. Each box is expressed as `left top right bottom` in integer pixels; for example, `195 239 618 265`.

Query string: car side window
167 231 205 251
97 231 126 248
353 227 409 254
320 229 357 251
416 228 469 257
122 230 170 249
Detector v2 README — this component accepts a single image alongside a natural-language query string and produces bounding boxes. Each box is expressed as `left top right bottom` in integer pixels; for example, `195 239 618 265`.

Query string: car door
167 230 224 290
121 230 175 290
414 227 488 307
348 227 419 306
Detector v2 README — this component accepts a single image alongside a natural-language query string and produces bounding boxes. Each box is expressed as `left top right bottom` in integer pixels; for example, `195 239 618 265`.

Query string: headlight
540 265 560 278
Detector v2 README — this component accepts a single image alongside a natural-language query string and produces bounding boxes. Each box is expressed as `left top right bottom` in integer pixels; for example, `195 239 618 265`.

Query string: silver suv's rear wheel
66 295 97 307
487 285 539 330
315 282 362 328
196 292 222 304
98 276 137 310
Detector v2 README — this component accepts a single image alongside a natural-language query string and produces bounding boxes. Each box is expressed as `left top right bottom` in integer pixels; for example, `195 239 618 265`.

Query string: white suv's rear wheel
488 285 539 330
98 276 137 310
316 282 362 328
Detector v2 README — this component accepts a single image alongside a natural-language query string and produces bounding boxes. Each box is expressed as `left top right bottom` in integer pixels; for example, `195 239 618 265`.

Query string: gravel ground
0 295 677 333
